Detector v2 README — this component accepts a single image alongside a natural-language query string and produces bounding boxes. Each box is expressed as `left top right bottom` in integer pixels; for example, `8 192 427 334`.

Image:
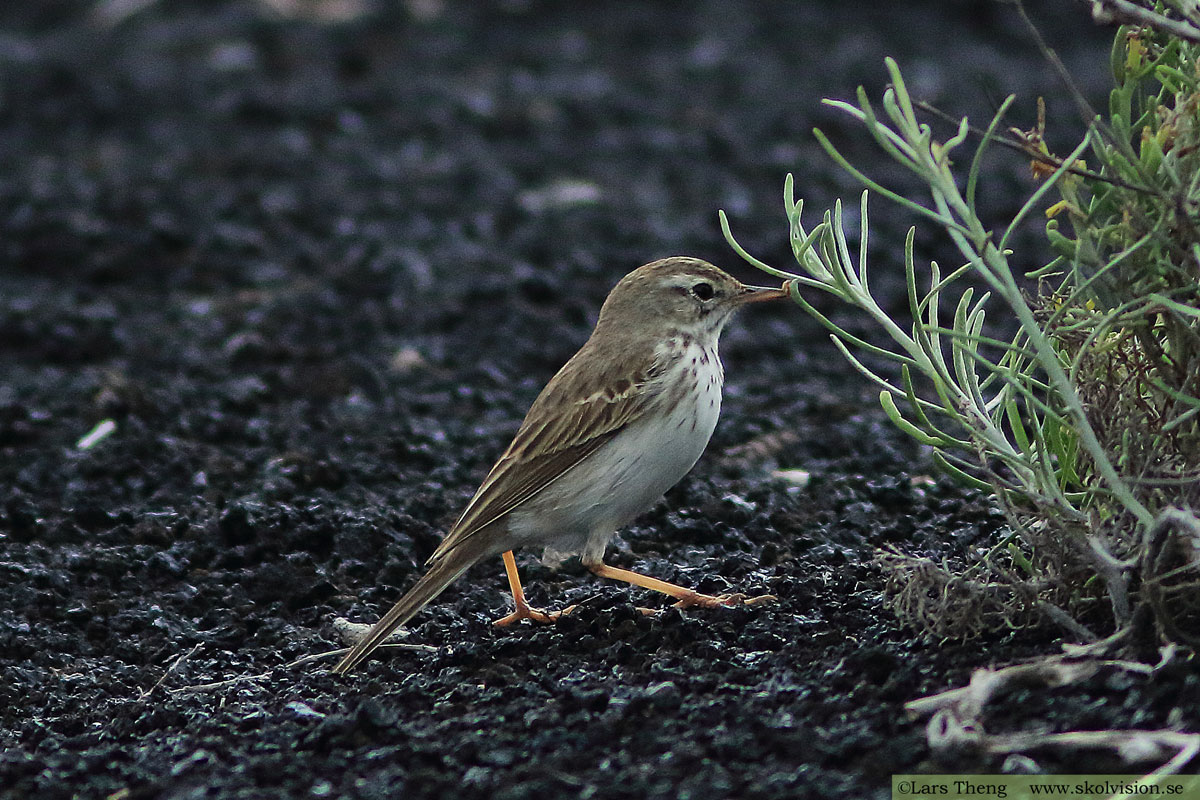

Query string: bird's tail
331 542 483 674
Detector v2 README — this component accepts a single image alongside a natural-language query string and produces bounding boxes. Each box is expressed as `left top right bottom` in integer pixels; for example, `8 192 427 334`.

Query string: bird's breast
655 340 723 443
509 341 725 546
577 340 723 523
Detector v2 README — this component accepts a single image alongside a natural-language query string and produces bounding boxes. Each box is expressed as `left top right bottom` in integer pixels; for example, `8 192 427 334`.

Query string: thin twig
905 658 1101 719
1012 0 1102 126
1087 0 1200 44
138 643 202 701
913 100 1154 195
1038 600 1099 641
165 643 441 695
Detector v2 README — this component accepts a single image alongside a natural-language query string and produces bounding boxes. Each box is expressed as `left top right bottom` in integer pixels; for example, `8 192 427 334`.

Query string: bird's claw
670 592 777 610
492 603 575 627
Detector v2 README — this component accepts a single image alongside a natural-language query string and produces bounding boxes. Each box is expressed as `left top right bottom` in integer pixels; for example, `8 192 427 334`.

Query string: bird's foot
492 602 576 627
670 591 777 610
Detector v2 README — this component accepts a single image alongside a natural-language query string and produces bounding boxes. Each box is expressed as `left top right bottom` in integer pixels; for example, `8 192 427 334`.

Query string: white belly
507 344 723 565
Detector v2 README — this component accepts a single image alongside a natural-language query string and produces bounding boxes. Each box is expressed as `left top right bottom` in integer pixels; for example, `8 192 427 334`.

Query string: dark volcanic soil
2 2 1194 799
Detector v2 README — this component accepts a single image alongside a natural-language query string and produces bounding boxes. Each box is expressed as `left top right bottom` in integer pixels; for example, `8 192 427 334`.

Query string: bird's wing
428 347 665 564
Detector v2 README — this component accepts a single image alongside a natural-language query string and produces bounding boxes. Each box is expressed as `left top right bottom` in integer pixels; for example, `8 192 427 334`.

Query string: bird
332 256 789 673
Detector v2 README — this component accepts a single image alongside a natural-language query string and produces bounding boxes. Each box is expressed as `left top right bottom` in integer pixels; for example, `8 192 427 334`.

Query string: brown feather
428 343 665 565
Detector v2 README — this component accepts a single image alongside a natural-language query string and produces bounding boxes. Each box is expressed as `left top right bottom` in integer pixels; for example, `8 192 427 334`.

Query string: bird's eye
691 282 715 301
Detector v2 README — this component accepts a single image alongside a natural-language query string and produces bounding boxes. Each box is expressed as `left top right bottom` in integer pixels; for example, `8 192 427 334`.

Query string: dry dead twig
908 651 1198 784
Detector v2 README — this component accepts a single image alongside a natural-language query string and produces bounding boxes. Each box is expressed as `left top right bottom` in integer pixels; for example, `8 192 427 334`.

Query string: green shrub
724 9 1200 644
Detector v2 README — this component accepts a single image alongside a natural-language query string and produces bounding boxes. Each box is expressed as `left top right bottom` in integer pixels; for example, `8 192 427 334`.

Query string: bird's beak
733 281 791 305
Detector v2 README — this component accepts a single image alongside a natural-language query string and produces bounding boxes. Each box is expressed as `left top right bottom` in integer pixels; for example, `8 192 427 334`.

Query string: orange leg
492 550 573 626
585 561 776 610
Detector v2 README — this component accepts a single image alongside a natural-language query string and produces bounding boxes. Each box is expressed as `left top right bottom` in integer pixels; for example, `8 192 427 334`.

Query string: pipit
333 257 788 673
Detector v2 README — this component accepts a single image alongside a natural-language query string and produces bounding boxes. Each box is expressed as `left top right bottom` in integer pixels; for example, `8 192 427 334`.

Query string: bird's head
596 256 788 339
